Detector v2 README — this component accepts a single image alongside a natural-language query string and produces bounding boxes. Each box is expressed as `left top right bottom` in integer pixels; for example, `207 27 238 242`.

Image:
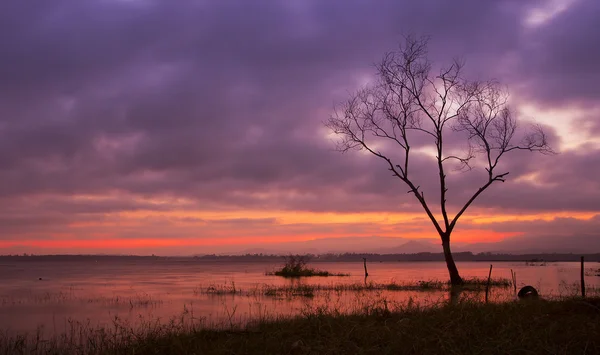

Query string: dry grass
2 297 599 354
460 277 512 289
193 279 512 300
0 291 162 309
195 281 242 296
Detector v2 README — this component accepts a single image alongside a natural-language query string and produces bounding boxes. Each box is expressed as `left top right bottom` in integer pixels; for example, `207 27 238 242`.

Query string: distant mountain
455 234 600 254
198 233 600 257
297 236 416 253
226 236 440 255
374 240 439 254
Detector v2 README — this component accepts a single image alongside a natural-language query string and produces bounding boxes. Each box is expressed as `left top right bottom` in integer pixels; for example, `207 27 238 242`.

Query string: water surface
1 258 598 336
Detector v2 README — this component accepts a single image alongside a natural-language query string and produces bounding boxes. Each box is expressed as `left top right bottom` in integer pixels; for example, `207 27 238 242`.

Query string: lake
1 258 599 338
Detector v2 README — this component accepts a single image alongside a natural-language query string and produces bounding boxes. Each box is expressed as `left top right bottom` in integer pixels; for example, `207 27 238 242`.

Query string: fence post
581 256 585 298
485 264 493 303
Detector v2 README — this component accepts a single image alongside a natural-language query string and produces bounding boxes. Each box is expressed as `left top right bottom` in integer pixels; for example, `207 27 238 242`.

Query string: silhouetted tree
326 36 552 285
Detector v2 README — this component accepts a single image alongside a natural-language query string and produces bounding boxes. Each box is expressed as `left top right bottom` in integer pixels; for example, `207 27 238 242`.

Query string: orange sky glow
3 201 597 254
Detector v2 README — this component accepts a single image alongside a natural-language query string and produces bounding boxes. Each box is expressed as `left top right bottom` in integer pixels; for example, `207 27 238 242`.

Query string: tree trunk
442 237 463 285
449 285 463 305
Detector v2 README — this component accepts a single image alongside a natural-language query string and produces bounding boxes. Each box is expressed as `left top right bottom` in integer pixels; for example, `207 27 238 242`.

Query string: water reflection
0 260 598 337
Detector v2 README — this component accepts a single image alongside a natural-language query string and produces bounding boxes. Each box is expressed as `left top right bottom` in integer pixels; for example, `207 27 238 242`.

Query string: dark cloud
0 0 599 249
514 0 600 107
455 215 600 254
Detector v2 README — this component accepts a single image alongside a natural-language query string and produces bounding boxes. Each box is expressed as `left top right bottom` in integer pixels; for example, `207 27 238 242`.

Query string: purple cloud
0 0 598 252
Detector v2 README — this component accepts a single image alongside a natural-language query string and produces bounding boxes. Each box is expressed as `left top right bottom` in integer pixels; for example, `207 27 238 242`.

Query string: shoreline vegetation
2 297 598 354
195 279 512 298
267 269 349 277
2 252 600 262
197 278 513 298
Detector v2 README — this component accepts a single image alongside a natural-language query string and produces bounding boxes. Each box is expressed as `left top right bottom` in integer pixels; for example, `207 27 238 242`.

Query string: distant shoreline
1 252 599 263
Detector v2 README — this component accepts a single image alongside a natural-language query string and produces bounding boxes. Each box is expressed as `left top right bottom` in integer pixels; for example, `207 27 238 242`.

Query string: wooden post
511 269 517 294
485 264 493 303
363 257 369 277
581 256 585 298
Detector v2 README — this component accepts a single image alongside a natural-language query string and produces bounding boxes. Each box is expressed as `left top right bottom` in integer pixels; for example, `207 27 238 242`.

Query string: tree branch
326 35 552 246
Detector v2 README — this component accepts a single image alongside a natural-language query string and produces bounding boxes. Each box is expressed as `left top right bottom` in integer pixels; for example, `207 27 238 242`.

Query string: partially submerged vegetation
268 269 348 277
194 278 512 299
262 284 316 298
196 281 242 296
2 297 599 354
259 281 447 297
0 291 162 309
525 260 549 266
266 255 350 277
459 277 512 289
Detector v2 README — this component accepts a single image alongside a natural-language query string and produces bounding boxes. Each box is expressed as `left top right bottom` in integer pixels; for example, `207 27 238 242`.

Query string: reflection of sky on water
1 260 598 336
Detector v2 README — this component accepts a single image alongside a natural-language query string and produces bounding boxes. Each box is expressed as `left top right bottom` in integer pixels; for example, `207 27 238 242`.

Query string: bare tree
326 36 551 285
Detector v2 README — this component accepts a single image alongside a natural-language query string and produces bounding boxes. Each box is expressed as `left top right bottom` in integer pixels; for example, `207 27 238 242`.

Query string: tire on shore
517 285 539 299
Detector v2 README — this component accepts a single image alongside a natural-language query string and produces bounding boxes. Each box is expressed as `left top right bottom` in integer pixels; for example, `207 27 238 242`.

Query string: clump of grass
269 269 348 277
365 280 445 291
558 281 600 297
254 281 446 298
88 293 163 309
458 277 512 289
329 279 505 292
0 290 78 305
261 284 315 298
385 280 446 291
238 279 510 299
0 291 162 309
196 281 241 296
266 255 349 277
525 260 548 266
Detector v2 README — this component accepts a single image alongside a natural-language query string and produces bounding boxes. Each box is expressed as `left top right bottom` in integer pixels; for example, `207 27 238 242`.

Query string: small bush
266 255 349 277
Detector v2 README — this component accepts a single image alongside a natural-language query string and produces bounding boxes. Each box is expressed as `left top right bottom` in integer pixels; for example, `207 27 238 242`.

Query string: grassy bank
3 297 599 354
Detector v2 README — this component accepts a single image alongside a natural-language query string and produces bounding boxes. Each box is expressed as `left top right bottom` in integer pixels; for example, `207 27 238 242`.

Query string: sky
1 0 600 255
